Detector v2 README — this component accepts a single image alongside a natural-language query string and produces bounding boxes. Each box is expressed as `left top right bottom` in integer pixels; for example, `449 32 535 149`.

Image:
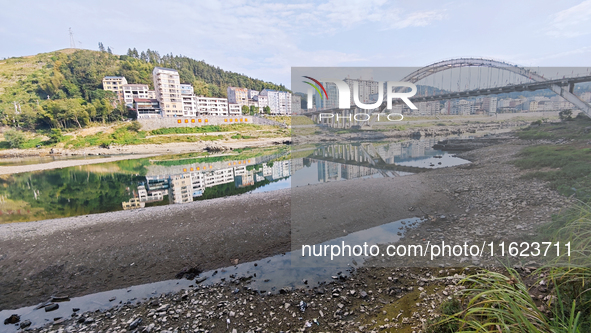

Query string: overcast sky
1 0 590 88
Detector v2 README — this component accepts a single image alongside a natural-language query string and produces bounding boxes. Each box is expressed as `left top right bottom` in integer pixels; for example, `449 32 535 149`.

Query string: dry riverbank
0 133 573 333
0 137 291 175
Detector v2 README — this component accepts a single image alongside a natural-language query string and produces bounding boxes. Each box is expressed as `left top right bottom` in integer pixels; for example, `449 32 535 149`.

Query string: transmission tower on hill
69 28 77 48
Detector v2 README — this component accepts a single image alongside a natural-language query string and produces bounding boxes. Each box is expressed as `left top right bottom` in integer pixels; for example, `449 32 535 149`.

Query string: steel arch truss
400 58 591 117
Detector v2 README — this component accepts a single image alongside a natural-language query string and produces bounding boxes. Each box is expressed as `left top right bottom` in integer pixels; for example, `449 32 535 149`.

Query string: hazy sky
1 0 590 88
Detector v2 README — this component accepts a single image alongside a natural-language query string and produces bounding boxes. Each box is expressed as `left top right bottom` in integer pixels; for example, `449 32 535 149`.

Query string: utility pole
69 28 77 48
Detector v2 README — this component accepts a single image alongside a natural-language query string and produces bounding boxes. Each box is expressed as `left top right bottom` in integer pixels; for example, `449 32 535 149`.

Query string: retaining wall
138 116 286 131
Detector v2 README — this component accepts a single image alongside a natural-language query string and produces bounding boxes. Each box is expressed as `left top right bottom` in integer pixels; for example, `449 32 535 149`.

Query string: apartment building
133 98 161 119
169 174 193 204
255 95 268 110
137 185 164 202
180 84 197 116
227 87 249 106
482 97 498 113
204 168 234 187
228 103 241 115
248 89 259 99
188 172 205 197
196 96 229 116
122 84 151 107
344 78 379 105
122 198 145 210
260 89 292 115
529 101 539 112
153 67 183 117
102 76 128 101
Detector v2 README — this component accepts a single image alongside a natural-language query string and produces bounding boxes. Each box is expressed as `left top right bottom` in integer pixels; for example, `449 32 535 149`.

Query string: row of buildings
103 67 299 119
121 157 294 208
384 93 590 116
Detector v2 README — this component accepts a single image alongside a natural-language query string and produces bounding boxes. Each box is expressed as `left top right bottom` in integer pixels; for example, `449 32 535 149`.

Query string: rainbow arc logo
302 76 328 100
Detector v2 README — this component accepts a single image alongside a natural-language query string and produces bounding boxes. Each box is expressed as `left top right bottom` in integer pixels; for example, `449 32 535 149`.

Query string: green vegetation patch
514 145 591 200
149 123 263 135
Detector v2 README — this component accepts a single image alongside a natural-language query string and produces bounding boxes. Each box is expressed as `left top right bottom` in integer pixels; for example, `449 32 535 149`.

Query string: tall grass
429 202 591 333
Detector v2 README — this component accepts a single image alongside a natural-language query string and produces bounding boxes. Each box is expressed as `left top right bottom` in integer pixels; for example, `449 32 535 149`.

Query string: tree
193 80 209 96
49 128 64 144
559 109 573 121
249 105 258 115
107 47 113 55
241 105 250 115
263 106 271 115
4 129 26 148
98 42 105 52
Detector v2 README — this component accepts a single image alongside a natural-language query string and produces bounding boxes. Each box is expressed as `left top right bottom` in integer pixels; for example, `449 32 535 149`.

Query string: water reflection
292 138 469 186
0 152 292 223
0 139 469 223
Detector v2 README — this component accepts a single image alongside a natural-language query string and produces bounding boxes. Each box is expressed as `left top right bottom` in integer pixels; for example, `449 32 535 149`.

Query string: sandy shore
0 137 291 175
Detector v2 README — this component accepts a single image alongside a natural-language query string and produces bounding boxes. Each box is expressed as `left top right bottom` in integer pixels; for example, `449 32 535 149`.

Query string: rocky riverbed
12 266 471 333
1 132 574 332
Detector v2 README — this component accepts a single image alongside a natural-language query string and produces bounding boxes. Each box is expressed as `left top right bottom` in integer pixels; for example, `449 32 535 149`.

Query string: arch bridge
303 58 591 127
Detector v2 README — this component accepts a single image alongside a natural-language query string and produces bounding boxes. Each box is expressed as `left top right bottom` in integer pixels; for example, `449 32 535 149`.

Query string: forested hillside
0 48 287 130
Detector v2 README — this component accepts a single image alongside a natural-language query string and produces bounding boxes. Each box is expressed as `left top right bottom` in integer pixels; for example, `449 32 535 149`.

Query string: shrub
559 109 573 121
128 121 142 132
4 129 26 148
49 128 63 144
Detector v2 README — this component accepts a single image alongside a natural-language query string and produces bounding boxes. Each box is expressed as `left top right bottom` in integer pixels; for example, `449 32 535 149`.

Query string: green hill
0 48 288 130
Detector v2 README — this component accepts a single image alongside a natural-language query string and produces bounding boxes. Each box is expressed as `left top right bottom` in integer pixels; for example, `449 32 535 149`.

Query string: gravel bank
0 137 291 175
0 134 574 333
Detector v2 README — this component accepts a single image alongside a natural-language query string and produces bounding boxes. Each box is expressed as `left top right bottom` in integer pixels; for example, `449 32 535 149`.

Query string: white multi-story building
180 84 197 116
344 78 379 105
272 160 291 179
482 97 498 114
204 168 234 187
228 103 241 115
122 84 151 107
498 98 512 108
260 89 292 115
248 89 259 99
416 101 441 115
580 92 591 103
188 172 205 197
133 98 161 119
196 96 229 116
255 95 268 110
227 87 249 106
153 67 183 117
137 185 164 202
451 99 472 115
102 76 128 101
